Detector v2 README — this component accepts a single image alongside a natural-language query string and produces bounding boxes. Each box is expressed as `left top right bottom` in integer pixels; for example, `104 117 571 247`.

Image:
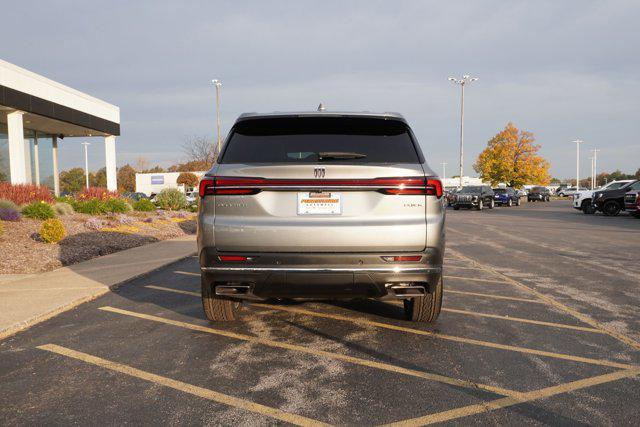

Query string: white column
7 111 28 184
105 135 117 191
52 136 60 196
33 133 40 185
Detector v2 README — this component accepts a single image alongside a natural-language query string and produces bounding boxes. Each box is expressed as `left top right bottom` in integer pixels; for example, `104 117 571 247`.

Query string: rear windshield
607 182 627 190
219 117 421 164
459 186 481 194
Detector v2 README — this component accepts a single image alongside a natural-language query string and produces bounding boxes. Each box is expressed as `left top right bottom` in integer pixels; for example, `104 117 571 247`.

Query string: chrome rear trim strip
201 266 441 273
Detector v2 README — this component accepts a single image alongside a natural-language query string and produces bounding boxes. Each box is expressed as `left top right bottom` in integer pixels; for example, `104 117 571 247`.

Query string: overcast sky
2 0 639 178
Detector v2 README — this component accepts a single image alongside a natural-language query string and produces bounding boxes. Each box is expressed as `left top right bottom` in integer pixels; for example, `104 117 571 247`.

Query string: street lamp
441 161 447 179
591 148 600 188
448 74 478 188
572 139 584 189
81 142 91 189
211 79 222 158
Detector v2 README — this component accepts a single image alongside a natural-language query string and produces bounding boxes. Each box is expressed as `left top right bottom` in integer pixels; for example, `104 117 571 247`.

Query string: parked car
557 186 587 197
185 190 197 204
528 186 551 202
624 190 640 218
554 184 568 195
572 180 634 214
445 188 459 207
452 185 495 210
493 187 520 207
197 111 445 323
515 189 528 198
123 191 149 201
592 180 640 216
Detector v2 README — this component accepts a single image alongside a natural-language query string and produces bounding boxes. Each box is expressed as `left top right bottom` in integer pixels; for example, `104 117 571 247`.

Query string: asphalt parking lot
1 200 639 425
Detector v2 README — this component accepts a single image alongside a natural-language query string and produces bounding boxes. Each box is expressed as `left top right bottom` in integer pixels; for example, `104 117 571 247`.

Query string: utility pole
591 148 600 188
211 79 222 158
448 75 478 188
81 142 91 189
441 161 447 179
572 139 583 189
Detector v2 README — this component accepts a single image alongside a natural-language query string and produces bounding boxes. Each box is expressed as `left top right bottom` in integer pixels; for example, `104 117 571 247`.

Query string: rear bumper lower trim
201 266 441 274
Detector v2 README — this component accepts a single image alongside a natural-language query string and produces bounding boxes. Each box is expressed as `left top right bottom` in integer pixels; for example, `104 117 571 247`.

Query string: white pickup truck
572 180 634 213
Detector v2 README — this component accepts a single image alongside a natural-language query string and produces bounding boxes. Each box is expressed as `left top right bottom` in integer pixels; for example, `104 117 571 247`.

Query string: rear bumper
199 248 443 299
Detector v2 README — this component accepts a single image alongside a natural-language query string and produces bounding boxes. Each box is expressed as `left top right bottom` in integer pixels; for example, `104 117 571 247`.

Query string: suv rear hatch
201 116 439 252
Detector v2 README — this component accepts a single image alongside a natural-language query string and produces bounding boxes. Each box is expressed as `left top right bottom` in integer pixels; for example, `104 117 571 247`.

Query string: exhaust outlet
216 284 251 296
385 283 426 298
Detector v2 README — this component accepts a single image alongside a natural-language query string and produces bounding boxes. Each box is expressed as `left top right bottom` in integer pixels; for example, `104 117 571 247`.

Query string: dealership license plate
297 192 342 215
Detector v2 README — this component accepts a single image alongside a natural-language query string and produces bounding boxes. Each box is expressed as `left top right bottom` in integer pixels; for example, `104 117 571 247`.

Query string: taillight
378 177 443 198
426 177 443 198
200 176 443 197
199 178 215 197
381 255 423 262
198 177 260 197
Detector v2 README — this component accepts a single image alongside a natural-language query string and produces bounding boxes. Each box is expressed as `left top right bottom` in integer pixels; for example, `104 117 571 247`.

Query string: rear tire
516 198 521 206
507 199 513 207
477 200 483 211
602 201 621 216
453 206 460 210
404 276 443 323
201 274 242 321
489 199 494 209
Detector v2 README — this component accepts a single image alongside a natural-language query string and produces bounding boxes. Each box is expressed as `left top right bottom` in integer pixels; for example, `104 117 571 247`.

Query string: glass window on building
25 129 35 184
36 133 55 189
0 122 9 182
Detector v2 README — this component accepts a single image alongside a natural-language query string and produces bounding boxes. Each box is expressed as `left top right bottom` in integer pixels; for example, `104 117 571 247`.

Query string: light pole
81 142 91 189
572 139 583 189
591 148 600 188
211 79 222 158
449 75 478 188
441 161 447 179
589 155 595 190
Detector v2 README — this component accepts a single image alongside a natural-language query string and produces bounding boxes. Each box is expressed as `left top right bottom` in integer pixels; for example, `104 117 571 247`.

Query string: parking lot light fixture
449 75 478 188
591 148 600 188
81 141 91 189
211 79 222 158
572 139 584 189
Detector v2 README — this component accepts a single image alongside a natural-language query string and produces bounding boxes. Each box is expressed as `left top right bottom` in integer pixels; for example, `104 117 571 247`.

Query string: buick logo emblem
314 167 326 178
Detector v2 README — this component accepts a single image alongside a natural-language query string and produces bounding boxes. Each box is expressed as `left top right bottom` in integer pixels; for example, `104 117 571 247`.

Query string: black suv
452 185 495 210
593 180 640 216
528 186 551 202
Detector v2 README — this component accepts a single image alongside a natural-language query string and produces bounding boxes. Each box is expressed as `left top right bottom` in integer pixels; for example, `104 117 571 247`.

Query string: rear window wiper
318 152 367 160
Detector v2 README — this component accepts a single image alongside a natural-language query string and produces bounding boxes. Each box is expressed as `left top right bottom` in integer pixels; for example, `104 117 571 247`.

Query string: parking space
1 201 640 425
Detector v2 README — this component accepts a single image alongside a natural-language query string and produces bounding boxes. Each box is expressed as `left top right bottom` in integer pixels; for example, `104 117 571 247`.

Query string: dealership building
0 59 120 194
135 171 206 196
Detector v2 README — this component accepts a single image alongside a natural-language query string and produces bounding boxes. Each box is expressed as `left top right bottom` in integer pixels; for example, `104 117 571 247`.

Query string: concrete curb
0 236 197 341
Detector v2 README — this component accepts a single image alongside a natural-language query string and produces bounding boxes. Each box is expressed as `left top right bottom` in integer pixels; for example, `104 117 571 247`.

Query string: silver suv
197 112 445 322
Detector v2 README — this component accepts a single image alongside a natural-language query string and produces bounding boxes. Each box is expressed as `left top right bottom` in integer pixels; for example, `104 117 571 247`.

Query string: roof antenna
317 102 325 112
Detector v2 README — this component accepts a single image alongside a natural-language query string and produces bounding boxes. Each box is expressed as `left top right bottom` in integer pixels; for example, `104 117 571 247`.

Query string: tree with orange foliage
474 123 550 188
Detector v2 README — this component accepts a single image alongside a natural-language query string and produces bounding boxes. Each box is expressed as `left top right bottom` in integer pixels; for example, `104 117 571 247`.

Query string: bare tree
182 135 216 166
134 156 150 172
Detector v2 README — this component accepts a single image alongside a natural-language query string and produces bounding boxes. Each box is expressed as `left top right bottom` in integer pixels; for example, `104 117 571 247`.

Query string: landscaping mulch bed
0 212 196 274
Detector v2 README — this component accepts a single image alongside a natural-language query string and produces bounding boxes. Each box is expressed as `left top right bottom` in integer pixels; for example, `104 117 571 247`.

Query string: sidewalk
0 235 197 340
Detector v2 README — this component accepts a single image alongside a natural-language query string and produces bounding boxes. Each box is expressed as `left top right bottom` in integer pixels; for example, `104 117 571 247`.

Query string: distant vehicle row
572 180 640 217
447 185 527 211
